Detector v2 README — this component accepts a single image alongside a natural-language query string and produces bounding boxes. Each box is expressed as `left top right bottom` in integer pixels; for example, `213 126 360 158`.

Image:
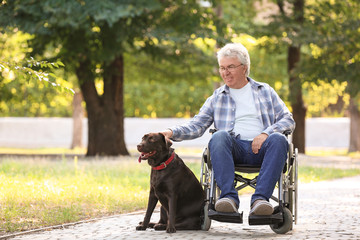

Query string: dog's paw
136 225 147 231
154 223 166 231
148 222 156 228
139 222 156 228
166 226 176 233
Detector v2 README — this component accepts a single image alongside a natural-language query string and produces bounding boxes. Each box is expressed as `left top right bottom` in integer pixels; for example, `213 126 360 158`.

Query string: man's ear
159 132 172 149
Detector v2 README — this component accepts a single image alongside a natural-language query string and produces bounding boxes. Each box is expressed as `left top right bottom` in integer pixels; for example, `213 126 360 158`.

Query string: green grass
0 157 149 233
299 166 360 182
0 156 359 234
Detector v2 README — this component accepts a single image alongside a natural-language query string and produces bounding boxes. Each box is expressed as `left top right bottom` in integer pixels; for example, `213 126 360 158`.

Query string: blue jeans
208 130 288 207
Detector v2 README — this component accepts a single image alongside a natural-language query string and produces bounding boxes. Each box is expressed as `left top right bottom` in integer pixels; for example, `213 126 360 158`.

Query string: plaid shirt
170 77 295 141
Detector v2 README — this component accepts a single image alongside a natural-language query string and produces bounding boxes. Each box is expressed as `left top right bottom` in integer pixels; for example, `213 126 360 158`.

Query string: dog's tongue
138 152 149 163
138 151 156 163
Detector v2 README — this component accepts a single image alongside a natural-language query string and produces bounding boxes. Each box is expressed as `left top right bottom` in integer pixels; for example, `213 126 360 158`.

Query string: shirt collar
220 77 264 94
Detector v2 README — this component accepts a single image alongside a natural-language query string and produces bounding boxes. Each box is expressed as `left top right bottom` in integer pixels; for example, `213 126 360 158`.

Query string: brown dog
136 132 205 233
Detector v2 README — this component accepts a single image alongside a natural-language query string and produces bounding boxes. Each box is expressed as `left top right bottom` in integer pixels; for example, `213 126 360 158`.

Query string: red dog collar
153 152 175 170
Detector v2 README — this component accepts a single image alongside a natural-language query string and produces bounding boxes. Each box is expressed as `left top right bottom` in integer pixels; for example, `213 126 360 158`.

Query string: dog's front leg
136 188 158 231
166 195 177 233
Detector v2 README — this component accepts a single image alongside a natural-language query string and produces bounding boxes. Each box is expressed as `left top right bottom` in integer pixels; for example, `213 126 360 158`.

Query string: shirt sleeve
262 87 296 136
169 95 215 141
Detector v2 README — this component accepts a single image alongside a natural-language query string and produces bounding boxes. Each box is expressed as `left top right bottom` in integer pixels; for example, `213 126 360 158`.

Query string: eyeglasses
219 64 243 73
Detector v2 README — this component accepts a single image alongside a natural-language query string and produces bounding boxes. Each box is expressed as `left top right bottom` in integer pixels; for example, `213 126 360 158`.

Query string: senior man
161 42 295 216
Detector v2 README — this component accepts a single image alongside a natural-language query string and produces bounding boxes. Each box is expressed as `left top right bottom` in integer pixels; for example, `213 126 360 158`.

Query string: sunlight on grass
0 157 149 233
299 166 360 183
0 147 87 155
306 148 360 158
0 156 359 234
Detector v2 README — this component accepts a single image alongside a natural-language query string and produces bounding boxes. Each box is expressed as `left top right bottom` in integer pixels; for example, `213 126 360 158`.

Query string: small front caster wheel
270 207 293 234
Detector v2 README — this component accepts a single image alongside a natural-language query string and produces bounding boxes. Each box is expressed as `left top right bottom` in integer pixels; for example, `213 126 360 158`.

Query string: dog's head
137 132 173 167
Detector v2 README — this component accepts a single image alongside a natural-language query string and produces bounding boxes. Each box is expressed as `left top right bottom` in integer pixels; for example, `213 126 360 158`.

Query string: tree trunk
213 3 223 91
349 97 360 152
287 0 306 153
71 91 84 149
76 56 129 156
288 45 306 153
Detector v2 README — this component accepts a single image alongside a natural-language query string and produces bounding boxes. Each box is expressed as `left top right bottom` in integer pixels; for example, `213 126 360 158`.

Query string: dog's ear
159 132 172 149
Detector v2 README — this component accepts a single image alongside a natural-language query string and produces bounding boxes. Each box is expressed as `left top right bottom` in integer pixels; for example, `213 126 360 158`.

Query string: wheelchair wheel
286 145 298 226
201 202 211 231
200 147 212 230
294 148 298 224
287 147 298 224
200 147 210 186
270 207 293 234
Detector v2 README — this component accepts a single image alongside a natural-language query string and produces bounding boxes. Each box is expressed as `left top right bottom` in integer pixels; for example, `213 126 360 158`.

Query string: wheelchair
200 130 298 234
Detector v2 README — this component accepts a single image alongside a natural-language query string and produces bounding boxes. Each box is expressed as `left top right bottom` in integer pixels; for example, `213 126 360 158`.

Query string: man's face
218 57 247 89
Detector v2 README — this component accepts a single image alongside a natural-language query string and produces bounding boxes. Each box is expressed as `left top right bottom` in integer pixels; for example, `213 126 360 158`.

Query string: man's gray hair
217 43 251 77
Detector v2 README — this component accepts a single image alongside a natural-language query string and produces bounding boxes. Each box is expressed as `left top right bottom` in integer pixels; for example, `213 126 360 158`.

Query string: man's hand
160 129 173 139
252 133 268 154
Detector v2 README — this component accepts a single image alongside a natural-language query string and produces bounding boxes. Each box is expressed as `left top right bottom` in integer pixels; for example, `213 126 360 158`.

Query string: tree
70 91 84 149
255 0 306 153
0 0 226 156
221 0 307 152
254 0 360 153
224 0 359 153
286 0 306 154
300 0 360 152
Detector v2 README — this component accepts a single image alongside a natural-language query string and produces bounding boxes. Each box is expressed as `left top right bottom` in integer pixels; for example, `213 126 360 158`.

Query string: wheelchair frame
200 130 298 234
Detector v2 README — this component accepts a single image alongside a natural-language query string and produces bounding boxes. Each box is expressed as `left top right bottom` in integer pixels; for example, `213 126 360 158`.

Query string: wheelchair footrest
208 209 243 224
248 212 283 225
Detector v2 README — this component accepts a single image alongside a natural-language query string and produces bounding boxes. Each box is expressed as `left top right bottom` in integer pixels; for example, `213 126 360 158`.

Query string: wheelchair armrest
283 130 292 136
283 130 294 145
209 128 292 136
209 129 217 134
210 128 292 137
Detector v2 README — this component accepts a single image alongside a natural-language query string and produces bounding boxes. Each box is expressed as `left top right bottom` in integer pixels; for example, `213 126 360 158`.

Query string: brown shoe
215 198 238 213
249 200 274 216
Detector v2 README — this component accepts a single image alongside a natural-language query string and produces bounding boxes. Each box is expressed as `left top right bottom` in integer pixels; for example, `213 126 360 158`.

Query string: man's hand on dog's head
161 129 173 139
159 130 173 148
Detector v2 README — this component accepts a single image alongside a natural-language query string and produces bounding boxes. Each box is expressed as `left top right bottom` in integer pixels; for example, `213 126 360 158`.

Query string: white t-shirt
229 83 264 140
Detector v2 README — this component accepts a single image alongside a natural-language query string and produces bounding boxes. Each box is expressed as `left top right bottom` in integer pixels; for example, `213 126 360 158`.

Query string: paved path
6 173 360 240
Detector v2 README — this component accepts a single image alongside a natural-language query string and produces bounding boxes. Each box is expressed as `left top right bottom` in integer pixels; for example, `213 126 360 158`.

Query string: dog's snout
137 144 143 151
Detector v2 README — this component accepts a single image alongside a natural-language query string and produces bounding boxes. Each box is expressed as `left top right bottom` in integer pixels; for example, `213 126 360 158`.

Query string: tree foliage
303 80 349 117
0 29 74 116
0 0 227 155
1 57 73 94
0 0 226 70
1 0 358 153
300 0 360 98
